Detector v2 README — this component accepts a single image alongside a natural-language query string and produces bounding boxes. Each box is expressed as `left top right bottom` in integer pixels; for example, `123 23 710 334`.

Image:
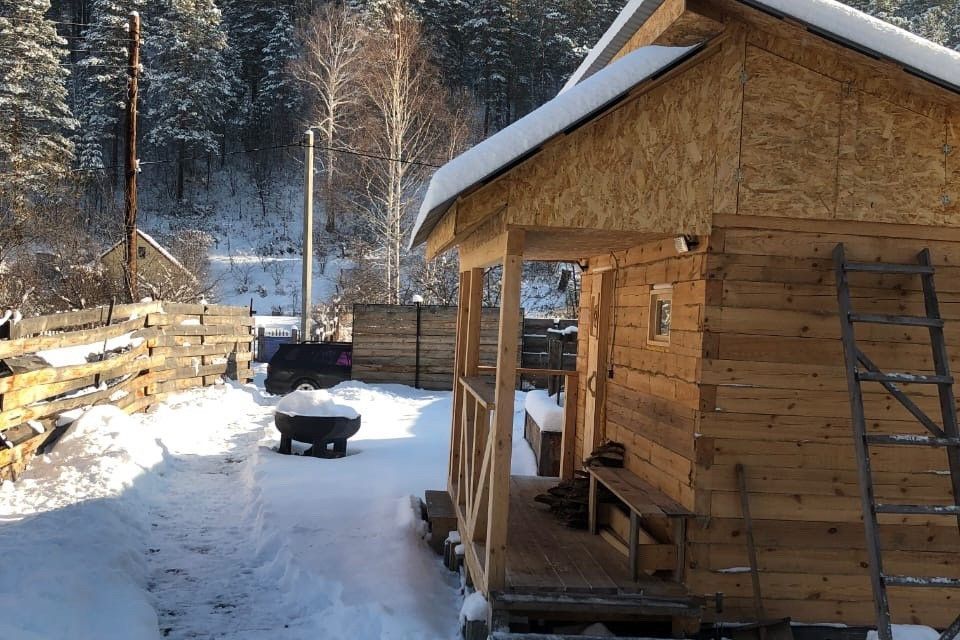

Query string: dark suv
265 342 353 395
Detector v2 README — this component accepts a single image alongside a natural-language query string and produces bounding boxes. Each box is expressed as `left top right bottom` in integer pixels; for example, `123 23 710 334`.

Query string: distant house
100 229 190 285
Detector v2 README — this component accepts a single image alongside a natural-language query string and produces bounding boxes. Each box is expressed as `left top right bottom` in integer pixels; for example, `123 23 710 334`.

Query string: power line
0 139 447 180
307 143 442 168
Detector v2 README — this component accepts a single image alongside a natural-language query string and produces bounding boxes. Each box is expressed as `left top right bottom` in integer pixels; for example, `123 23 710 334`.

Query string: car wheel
293 379 320 391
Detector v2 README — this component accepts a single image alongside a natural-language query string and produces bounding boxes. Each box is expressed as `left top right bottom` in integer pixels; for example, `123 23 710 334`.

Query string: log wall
577 3 960 627
0 302 253 481
689 218 960 627
579 238 710 510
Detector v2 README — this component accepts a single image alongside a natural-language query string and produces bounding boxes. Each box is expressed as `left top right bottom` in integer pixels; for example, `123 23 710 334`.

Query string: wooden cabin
410 0 960 635
101 229 190 287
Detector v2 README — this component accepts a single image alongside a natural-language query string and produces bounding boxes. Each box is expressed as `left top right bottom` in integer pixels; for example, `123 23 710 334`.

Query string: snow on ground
139 169 348 316
0 368 538 639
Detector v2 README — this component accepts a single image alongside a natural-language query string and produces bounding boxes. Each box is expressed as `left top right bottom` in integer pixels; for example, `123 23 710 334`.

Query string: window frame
137 245 147 259
647 284 673 346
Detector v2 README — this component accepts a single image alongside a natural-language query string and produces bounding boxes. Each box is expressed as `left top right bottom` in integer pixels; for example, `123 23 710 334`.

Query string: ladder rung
883 575 960 588
875 504 960 515
866 434 960 447
849 313 944 328
856 371 953 384
844 261 935 275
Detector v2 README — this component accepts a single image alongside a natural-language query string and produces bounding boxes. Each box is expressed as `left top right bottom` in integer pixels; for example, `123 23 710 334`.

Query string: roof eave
410 42 707 251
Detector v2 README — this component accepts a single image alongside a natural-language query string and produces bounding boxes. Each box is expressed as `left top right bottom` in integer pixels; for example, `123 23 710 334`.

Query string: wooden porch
502 476 690 596
445 228 702 633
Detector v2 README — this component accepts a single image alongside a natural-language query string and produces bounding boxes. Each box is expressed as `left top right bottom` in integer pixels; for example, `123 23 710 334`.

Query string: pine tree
76 0 143 174
411 0 472 86
259 3 300 120
220 0 299 139
145 0 235 201
0 0 77 213
466 0 514 134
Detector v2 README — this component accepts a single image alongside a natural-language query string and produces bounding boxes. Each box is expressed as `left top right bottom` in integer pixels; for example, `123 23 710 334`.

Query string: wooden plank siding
574 6 960 628
690 219 960 626
580 238 711 511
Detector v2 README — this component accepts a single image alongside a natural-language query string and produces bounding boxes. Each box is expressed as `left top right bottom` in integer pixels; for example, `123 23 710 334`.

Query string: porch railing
450 367 578 594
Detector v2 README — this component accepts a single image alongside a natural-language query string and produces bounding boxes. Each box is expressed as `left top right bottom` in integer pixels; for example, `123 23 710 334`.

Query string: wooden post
301 129 315 342
450 269 484 507
559 372 578 481
484 229 524 592
464 269 484 377
124 11 141 302
449 271 471 495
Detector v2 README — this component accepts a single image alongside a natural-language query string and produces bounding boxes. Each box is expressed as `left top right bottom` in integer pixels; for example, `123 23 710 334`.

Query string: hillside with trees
0 0 957 317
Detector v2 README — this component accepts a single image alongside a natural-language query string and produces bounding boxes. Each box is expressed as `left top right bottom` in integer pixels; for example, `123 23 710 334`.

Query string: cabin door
583 269 613 459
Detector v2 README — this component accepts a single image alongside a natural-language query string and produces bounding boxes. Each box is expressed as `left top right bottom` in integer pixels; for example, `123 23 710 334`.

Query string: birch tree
290 4 367 233
353 4 470 304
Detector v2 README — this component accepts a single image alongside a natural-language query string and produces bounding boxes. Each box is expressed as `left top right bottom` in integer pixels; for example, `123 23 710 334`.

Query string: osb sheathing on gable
736 37 954 226
507 51 719 237
426 0 960 260
424 49 724 260
738 45 844 220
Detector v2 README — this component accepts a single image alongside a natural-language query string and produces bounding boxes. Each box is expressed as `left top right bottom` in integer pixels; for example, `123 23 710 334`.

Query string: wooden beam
560 377 578 481
460 229 509 270
484 228 524 592
464 268 484 377
448 270 471 495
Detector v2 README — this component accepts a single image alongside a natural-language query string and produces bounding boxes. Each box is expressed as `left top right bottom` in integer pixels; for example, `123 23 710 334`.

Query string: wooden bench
587 466 695 582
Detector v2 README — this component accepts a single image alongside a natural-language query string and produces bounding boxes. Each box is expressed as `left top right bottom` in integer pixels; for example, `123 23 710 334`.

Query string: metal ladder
833 243 960 640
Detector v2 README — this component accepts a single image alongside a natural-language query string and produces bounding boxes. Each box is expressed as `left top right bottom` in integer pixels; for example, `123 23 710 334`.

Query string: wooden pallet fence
351 304 505 390
0 301 254 480
520 317 578 389
351 305 578 391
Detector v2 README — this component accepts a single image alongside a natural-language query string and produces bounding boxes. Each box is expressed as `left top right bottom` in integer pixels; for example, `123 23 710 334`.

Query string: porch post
449 269 484 499
464 268 484 377
485 228 524 592
448 271 470 495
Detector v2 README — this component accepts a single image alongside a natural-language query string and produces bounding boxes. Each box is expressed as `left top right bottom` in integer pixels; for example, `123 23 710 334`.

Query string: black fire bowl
274 413 362 458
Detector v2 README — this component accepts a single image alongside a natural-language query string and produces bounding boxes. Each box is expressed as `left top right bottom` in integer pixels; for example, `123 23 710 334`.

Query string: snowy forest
0 0 958 316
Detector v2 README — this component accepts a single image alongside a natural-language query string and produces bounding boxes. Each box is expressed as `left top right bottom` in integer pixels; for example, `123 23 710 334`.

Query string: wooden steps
424 489 457 554
491 592 703 619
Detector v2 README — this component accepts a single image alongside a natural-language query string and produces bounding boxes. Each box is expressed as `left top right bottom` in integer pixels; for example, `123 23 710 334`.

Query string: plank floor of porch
502 476 688 597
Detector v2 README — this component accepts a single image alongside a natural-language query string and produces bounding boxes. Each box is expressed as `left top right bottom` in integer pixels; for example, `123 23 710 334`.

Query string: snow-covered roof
100 229 187 271
559 0 667 94
408 44 700 249
563 0 960 93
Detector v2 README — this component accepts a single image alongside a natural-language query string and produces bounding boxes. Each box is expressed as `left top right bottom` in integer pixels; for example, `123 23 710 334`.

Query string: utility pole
124 11 141 302
301 129 314 342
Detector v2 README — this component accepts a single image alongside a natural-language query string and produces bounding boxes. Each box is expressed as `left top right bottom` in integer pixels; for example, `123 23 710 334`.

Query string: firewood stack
534 441 624 528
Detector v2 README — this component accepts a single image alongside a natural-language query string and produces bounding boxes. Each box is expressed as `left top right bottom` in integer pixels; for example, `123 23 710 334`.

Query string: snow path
142 388 294 638
141 379 467 639
0 367 540 639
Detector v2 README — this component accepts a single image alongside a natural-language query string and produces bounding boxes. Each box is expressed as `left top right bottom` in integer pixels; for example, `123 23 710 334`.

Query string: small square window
137 246 147 259
648 286 672 345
